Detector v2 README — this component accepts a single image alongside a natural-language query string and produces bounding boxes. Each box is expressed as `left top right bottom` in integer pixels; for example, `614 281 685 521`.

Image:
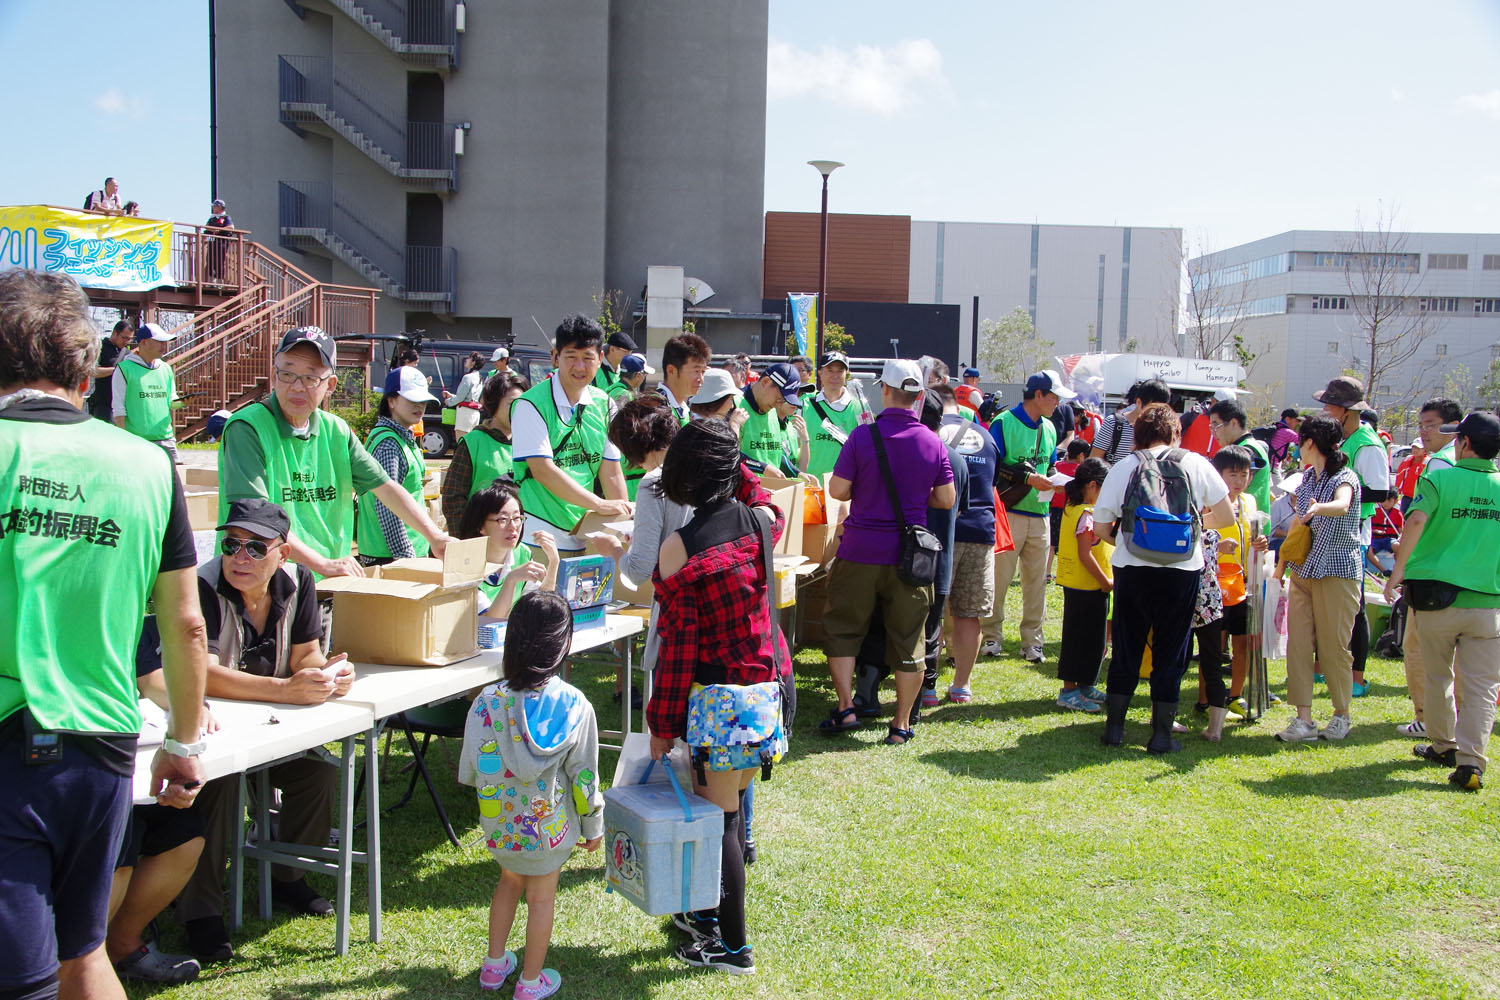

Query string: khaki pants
1404 609 1426 722
1286 574 1360 715
983 511 1049 649
1417 605 1500 770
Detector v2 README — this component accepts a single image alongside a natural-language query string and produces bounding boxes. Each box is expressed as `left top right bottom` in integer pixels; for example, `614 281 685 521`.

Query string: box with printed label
603 775 723 916
316 536 487 666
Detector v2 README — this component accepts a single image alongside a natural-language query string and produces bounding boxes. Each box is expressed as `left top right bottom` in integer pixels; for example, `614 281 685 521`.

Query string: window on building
1427 253 1468 270
1436 344 1447 356
1312 295 1348 311
1327 341 1340 354
1419 297 1460 312
1475 298 1500 314
1483 254 1500 270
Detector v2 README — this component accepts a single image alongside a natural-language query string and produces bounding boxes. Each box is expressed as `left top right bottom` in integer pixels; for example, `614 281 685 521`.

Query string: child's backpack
1120 448 1201 564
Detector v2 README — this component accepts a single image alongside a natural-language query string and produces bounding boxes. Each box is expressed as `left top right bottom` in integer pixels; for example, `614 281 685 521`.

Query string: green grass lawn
131 591 1500 1000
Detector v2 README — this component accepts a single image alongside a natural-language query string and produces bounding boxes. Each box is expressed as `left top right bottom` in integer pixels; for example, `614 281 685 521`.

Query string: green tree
977 307 1054 382
1477 358 1500 409
787 321 853 356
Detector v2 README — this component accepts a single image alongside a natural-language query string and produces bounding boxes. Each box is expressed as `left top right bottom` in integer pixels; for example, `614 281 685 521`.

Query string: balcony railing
278 55 456 186
278 180 456 311
310 0 459 67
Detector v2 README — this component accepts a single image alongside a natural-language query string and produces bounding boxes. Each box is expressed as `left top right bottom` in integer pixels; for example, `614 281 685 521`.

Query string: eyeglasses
221 537 278 559
486 513 525 526
1207 421 1225 431
274 369 333 388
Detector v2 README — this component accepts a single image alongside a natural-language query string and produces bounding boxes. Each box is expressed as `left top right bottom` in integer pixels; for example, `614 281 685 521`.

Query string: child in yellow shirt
1055 459 1113 713
1199 446 1267 739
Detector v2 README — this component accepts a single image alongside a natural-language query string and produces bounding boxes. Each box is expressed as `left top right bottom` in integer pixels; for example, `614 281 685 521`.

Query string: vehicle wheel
420 426 453 459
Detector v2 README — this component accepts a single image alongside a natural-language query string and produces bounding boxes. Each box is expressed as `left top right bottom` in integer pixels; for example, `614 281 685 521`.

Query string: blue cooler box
603 767 722 916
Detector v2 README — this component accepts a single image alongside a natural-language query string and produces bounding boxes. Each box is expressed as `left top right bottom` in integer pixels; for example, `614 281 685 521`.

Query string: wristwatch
163 736 208 758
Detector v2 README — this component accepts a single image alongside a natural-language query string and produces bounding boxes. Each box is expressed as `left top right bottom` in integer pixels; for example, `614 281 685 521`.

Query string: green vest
594 365 635 403
220 402 356 567
515 381 611 530
1235 434 1272 514
996 407 1058 516
806 394 865 476
1429 441 1457 471
1405 459 1500 605
119 356 175 441
356 425 429 560
0 414 172 733
463 430 514 498
735 396 789 474
1340 423 1385 520
478 542 533 612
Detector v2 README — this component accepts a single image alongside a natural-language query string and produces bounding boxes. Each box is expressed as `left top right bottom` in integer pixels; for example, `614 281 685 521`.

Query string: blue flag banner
788 293 817 355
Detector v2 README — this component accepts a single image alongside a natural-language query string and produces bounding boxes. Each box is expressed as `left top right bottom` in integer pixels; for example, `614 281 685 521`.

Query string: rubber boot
1202 706 1228 743
1101 693 1130 746
852 662 885 718
1147 701 1182 754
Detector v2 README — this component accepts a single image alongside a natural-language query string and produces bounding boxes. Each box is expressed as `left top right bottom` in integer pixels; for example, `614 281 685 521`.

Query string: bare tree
977 307 1055 382
1339 207 1441 411
1182 233 1256 367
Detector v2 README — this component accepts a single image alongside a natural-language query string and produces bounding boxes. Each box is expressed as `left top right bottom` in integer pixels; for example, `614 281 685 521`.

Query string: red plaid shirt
646 467 790 741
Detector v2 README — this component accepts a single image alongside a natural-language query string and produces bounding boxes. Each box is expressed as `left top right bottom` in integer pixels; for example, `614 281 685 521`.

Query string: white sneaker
1396 719 1426 737
979 640 1004 658
1275 718 1320 743
1022 646 1044 664
1320 715 1352 741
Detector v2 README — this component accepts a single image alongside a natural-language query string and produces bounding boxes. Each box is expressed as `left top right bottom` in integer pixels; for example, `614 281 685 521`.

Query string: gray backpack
1119 448 1201 565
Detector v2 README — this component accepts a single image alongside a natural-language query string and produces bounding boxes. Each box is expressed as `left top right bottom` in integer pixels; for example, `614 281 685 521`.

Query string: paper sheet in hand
1048 471 1074 487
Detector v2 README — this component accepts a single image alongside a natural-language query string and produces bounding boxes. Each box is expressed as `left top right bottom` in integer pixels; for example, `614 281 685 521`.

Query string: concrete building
212 0 768 347
1190 231 1500 414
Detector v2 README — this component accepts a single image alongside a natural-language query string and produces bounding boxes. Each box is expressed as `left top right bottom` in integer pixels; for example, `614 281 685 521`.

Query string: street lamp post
808 159 842 361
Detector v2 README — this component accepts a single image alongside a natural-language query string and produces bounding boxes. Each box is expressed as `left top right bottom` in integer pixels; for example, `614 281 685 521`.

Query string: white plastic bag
611 731 692 790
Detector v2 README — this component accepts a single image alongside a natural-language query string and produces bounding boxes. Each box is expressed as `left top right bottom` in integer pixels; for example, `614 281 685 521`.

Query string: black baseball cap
216 497 291 540
606 331 639 352
1442 412 1500 453
277 325 336 369
818 351 850 370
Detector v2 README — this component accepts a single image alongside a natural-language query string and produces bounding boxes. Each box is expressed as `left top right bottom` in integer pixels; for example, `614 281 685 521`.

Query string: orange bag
803 486 827 525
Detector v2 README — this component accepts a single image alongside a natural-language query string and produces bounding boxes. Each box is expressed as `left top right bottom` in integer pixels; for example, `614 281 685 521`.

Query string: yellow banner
0 205 173 291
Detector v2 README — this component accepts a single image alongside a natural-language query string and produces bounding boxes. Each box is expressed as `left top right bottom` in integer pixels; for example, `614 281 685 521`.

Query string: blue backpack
1120 448 1201 565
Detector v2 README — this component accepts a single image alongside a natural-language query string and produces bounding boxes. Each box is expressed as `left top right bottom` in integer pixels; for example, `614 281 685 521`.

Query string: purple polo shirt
832 408 954 565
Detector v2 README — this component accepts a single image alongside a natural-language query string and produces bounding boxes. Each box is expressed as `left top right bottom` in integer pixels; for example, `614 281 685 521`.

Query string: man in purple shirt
1270 408 1301 469
820 359 956 745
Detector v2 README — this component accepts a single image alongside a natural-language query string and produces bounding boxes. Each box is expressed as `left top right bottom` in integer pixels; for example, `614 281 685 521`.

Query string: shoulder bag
870 424 942 586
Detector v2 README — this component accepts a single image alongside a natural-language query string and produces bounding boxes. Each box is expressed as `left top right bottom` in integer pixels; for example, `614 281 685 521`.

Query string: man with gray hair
0 269 208 1000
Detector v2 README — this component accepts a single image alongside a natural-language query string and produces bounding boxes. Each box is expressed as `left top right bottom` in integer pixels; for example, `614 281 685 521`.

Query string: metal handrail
351 0 457 48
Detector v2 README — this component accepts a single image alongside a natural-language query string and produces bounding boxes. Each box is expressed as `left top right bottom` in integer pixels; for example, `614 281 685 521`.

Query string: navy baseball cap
963 367 981 379
1025 369 1077 400
619 352 655 376
277 325 336 369
761 363 804 406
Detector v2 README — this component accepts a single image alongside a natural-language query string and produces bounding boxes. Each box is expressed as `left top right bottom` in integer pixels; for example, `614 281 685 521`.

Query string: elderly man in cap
820 359 956 745
618 352 653 395
1315 375 1392 697
962 367 982 388
1385 412 1500 792
594 330 640 402
735 361 806 479
219 326 454 579
177 498 355 959
112 321 183 463
803 350 871 476
986 370 1073 664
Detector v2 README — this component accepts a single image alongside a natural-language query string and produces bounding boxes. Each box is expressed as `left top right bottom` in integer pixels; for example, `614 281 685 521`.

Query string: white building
908 221 1184 361
1190 231 1500 416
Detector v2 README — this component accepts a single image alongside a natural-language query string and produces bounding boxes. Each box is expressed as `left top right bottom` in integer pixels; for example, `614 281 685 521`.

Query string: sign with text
0 205 173 291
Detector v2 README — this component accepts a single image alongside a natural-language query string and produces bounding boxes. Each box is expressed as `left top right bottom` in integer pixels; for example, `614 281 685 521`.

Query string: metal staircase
287 0 459 69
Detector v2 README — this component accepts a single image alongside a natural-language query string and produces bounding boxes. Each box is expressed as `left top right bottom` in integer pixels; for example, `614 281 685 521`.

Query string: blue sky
3 0 1498 251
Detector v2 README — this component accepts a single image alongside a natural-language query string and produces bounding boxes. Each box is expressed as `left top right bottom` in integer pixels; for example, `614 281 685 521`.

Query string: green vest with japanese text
463 430 514 498
1235 433 1272 514
515 382 610 530
220 402 356 566
119 356 176 441
1340 422 1384 520
996 407 1058 517
356 425 429 560
1405 458 1500 604
0 414 171 732
735 396 789 474
478 542 533 612
806 394 866 476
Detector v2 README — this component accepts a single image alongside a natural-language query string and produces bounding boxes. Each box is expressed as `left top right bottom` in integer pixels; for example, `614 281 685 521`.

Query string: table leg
335 735 355 956
229 773 246 932
620 637 632 737
364 726 382 944
256 769 273 922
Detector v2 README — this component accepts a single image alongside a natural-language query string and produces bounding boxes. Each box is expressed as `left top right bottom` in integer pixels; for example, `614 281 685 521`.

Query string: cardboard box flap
315 576 439 600
376 536 487 589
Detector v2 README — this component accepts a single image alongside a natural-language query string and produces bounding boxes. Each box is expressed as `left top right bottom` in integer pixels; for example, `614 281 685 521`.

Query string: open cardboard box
757 474 805 555
180 466 219 489
316 536 488 666
185 490 219 532
801 474 848 565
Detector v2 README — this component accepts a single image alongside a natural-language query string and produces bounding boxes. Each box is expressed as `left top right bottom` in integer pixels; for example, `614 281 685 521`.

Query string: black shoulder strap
811 399 832 424
869 424 910 529
1109 415 1124 457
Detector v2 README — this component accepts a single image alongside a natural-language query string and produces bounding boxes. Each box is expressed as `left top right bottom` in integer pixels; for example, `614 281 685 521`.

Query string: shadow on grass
1241 755 1461 800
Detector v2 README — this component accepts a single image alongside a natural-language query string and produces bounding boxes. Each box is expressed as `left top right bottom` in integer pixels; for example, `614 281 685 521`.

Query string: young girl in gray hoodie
460 591 603 999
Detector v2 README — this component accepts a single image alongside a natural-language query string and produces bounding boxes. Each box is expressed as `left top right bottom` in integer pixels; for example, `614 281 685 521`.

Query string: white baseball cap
880 359 923 393
394 365 438 404
490 347 509 361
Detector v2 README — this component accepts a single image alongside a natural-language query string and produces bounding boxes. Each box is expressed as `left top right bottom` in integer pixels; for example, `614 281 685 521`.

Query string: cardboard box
798 575 831 644
801 486 848 565
182 467 219 489
316 536 487 666
758 474 805 556
772 555 806 609
613 569 654 608
185 491 219 532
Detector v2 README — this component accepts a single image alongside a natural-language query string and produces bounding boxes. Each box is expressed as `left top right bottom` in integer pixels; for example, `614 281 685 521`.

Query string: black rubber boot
1101 693 1130 746
1146 701 1182 754
852 662 885 718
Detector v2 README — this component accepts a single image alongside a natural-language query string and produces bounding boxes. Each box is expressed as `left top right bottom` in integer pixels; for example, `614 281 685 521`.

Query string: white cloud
1388 88 1406 104
768 38 945 115
95 88 149 119
1455 90 1500 119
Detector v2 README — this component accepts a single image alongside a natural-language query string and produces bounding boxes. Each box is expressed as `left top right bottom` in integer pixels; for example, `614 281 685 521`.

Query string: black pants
1194 618 1229 708
1350 585 1369 674
922 592 948 691
1058 587 1109 687
1105 565 1201 703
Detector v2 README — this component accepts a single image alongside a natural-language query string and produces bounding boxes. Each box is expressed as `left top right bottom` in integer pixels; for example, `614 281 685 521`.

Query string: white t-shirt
511 376 621 464
1092 445 1229 571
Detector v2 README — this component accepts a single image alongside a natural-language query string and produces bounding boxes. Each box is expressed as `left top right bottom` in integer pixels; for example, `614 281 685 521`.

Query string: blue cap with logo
761 363 804 406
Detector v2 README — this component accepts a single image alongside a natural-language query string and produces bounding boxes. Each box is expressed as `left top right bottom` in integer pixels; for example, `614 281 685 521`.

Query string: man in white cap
218 326 453 579
820 359 955 745
986 370 1074 664
618 352 654 396
484 346 510 383
112 321 183 463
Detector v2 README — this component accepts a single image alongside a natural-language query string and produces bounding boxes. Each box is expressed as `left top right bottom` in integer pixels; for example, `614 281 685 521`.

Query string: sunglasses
221 537 278 559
